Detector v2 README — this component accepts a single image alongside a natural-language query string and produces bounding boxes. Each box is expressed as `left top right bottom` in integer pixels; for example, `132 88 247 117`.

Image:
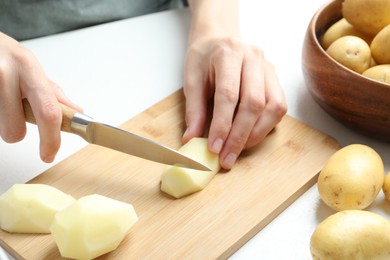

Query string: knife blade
22 99 211 171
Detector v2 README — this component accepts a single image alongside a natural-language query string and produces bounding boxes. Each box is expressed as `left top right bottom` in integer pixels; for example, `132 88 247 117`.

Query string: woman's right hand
0 32 82 163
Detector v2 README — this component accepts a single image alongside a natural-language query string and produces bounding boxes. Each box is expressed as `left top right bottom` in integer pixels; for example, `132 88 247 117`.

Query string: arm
0 32 82 162
183 0 287 170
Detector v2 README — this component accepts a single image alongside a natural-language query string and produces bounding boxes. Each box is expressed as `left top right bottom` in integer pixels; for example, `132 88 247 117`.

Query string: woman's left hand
182 35 287 170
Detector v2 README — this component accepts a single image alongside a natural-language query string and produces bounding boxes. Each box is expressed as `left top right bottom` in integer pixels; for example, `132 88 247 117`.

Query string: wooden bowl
302 0 390 142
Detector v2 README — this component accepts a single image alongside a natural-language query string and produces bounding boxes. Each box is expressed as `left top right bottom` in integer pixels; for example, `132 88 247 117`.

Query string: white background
1 1 389 259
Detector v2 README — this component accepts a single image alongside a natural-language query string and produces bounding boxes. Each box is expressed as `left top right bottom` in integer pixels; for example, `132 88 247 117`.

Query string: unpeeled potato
371 24 390 64
362 64 390 84
342 0 390 36
321 18 373 50
310 210 390 259
326 36 372 74
382 172 390 201
317 144 384 211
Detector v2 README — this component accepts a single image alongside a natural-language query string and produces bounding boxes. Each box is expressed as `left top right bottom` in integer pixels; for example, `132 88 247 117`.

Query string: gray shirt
0 0 187 41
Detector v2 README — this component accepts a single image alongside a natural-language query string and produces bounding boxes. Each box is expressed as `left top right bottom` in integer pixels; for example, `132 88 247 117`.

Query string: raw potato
362 64 390 84
317 144 384 211
382 172 390 201
161 137 220 198
342 0 390 36
370 56 377 67
50 194 138 260
310 210 390 259
321 18 373 50
0 184 75 233
326 36 371 74
371 24 390 64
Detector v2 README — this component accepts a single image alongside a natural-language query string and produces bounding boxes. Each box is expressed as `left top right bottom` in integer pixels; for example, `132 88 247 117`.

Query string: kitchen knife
22 100 211 171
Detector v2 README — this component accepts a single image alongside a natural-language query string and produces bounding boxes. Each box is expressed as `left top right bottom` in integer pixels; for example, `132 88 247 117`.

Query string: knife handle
22 99 77 133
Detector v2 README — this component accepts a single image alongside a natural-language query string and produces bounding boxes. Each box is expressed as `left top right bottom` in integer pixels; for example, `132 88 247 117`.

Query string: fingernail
223 153 237 169
211 138 223 153
43 155 55 163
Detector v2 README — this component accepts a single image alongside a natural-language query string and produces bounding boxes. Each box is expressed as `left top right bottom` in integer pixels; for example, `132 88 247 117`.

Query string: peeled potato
310 210 390 259
326 36 371 74
161 137 220 198
321 18 373 50
342 0 390 36
362 64 390 84
317 144 384 211
371 24 390 64
50 194 138 260
0 184 75 233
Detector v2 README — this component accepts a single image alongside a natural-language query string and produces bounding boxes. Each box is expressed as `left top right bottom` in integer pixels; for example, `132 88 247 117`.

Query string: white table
1 1 389 259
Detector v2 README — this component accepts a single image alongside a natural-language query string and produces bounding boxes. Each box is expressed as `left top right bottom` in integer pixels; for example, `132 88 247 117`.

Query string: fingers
52 81 83 112
27 91 62 163
245 62 287 148
217 46 266 169
209 43 287 170
207 38 244 155
18 55 63 163
0 37 79 163
0 59 27 143
182 49 209 144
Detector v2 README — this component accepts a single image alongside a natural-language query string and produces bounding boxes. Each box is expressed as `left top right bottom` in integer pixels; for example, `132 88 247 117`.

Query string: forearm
187 0 240 44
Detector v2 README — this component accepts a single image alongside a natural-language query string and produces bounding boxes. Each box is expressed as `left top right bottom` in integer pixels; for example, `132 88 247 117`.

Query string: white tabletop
1 1 389 259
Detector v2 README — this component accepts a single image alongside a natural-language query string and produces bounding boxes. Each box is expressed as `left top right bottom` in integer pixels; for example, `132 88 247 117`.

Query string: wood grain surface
302 0 390 141
0 90 340 259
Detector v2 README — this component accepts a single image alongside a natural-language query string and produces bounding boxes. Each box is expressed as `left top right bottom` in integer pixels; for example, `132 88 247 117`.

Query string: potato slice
50 194 138 260
161 137 220 198
0 184 75 233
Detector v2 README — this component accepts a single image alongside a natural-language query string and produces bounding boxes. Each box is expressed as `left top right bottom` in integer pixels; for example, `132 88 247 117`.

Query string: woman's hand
184 0 287 170
0 32 82 162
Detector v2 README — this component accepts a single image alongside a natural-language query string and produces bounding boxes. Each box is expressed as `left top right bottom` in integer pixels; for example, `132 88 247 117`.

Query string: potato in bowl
302 0 390 142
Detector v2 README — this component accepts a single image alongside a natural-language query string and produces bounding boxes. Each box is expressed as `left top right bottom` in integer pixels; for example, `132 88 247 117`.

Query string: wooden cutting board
0 90 340 259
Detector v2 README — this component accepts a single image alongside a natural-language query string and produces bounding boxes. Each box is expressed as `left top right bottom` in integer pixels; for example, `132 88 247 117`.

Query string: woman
0 0 287 169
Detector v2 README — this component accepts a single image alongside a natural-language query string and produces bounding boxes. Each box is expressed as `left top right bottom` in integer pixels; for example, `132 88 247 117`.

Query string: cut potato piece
50 194 138 260
161 137 220 198
0 184 75 233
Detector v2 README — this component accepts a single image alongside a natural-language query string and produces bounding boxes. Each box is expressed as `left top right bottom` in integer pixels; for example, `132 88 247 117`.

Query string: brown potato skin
371 24 390 64
382 172 390 201
311 210 390 260
321 18 373 50
326 36 372 74
317 144 384 211
342 0 390 36
362 64 390 84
